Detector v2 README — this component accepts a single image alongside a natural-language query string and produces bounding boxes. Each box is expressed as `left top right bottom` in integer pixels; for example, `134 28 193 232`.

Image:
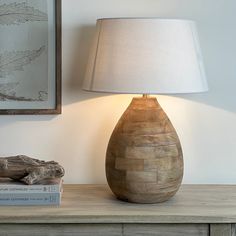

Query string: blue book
0 192 62 206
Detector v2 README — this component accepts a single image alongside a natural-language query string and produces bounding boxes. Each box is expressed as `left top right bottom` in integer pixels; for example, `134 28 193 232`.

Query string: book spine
0 185 60 194
0 193 61 206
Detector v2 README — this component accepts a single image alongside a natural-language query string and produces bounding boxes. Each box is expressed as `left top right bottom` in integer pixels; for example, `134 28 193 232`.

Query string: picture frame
0 0 61 115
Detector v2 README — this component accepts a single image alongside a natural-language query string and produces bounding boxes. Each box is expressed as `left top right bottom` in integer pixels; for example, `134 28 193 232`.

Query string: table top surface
0 184 236 224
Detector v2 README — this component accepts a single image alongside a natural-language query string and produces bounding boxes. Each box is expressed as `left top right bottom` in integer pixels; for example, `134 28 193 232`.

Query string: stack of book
0 178 63 206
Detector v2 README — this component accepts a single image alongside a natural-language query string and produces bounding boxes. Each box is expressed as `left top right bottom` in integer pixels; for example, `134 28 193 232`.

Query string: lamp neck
142 94 150 98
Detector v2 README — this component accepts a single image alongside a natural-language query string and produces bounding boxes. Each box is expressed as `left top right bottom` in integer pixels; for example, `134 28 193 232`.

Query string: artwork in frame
0 0 61 114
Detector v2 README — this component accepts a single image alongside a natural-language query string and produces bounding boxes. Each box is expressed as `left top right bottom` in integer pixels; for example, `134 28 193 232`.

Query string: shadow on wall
176 23 236 113
0 114 58 128
67 23 236 113
64 25 110 105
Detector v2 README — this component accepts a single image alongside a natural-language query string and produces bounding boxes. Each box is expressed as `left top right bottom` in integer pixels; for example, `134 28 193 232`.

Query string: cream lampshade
83 18 208 203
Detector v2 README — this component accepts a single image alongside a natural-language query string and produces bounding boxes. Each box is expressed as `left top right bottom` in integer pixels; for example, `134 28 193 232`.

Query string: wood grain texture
0 224 122 236
210 224 232 236
106 97 183 203
123 224 209 236
0 185 236 224
232 224 236 236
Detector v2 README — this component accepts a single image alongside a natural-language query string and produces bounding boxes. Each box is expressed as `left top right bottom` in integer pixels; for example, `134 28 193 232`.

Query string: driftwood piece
0 155 65 185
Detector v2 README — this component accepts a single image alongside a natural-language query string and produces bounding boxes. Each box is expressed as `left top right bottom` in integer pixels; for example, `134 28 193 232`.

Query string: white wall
0 0 236 184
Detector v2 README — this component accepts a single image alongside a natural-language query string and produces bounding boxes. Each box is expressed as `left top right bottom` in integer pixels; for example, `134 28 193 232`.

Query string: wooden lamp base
106 97 183 203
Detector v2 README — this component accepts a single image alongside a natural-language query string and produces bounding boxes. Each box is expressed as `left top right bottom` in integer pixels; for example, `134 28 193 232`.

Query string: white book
0 178 63 194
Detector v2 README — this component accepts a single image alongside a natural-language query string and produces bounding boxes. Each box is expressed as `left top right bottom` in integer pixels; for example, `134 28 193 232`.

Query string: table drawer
0 224 122 236
123 224 209 236
0 224 209 236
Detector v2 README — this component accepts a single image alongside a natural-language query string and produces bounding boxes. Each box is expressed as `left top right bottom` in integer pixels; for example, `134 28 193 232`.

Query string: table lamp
83 18 208 203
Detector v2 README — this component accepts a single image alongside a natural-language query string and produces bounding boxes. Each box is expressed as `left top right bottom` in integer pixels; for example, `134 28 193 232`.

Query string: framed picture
0 0 61 114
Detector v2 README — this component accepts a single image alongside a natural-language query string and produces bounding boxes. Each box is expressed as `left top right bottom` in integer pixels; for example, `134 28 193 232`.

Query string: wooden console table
0 185 236 236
